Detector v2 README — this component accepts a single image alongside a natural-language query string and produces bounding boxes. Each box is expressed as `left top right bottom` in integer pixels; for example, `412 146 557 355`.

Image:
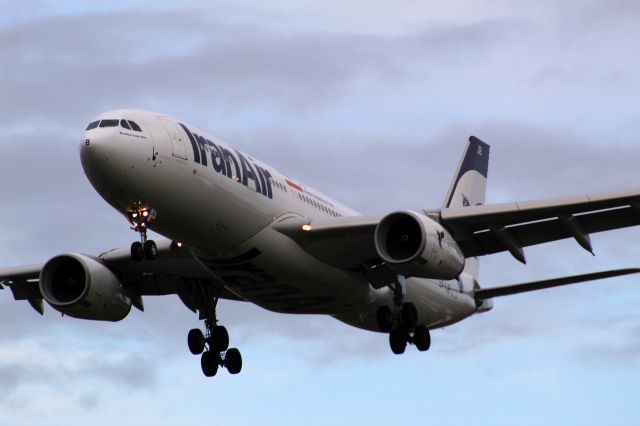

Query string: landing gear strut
187 291 242 377
376 275 431 355
127 207 157 261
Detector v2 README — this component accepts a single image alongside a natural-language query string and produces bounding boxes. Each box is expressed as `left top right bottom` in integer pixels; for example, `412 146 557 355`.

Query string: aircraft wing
273 216 380 269
441 188 640 263
274 188 640 269
0 239 244 317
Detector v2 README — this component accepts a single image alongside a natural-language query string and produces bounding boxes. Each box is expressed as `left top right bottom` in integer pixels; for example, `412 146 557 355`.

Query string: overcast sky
1 1 640 425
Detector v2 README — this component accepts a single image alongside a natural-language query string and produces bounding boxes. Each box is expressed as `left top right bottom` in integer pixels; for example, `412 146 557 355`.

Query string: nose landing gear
127 207 157 261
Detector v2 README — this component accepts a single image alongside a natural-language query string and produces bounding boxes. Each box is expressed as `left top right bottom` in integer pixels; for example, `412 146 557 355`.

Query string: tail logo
477 146 483 156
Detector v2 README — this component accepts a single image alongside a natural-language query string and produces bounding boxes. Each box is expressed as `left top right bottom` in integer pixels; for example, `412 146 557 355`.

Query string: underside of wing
273 216 380 270
441 189 640 263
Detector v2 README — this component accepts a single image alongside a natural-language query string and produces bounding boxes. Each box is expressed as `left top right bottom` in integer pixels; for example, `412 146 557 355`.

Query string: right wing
0 239 244 317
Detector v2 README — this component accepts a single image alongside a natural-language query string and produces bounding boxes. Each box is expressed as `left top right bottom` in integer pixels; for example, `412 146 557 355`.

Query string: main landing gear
187 294 242 377
127 207 157 262
376 275 431 355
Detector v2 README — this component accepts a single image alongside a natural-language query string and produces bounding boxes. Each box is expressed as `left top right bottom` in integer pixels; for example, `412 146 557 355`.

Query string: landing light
302 224 312 231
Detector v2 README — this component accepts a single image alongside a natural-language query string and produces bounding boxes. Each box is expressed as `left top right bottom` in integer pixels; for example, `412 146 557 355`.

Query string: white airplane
2 110 639 377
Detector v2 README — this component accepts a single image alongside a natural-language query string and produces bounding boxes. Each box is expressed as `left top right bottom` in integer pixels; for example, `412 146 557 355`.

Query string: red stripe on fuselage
286 179 304 192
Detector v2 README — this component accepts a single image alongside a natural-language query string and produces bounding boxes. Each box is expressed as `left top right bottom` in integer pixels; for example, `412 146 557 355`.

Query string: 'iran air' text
180 123 273 199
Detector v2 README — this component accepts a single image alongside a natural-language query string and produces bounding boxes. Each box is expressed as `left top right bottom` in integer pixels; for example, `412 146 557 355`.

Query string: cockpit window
128 121 142 132
99 119 119 128
86 121 100 130
86 118 142 131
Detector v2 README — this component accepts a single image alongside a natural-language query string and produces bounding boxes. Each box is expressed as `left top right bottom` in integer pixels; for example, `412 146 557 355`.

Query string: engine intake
374 210 465 280
40 254 132 321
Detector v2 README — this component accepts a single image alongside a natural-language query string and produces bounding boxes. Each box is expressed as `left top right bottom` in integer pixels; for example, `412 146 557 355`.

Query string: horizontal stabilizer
475 268 640 301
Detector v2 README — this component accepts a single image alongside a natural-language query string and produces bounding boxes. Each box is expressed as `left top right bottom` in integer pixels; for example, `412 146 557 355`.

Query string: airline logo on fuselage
179 123 273 199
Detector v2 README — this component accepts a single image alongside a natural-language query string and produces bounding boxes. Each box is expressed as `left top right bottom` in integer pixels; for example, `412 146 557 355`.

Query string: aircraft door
158 118 188 160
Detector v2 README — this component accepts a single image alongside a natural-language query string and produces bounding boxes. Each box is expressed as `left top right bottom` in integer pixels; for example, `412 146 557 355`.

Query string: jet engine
39 254 132 321
374 210 465 280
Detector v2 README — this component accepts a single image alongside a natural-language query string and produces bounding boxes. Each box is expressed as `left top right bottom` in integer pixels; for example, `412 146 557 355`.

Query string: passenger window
120 119 131 130
99 119 119 127
86 121 100 130
128 121 142 132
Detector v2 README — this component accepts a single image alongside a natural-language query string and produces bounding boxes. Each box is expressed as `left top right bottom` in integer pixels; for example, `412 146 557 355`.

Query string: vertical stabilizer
443 136 490 209
443 136 490 281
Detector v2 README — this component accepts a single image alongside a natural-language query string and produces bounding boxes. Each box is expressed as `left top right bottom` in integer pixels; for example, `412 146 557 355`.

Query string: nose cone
80 129 117 191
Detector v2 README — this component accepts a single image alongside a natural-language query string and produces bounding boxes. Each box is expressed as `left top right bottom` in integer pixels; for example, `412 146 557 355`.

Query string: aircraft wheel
401 302 418 329
389 329 407 355
188 328 205 355
376 306 393 332
225 348 242 374
212 325 229 352
131 241 144 262
201 351 220 377
414 325 431 352
143 240 157 260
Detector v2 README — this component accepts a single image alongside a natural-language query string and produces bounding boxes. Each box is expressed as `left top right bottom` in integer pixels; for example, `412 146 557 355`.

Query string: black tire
414 325 431 352
401 302 418 329
131 241 144 262
212 325 229 352
187 328 205 355
389 329 407 355
143 240 157 260
225 348 242 374
201 351 219 377
376 306 393 332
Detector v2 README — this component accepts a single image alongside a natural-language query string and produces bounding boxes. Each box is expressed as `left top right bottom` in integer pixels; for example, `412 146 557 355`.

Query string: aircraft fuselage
80 109 478 332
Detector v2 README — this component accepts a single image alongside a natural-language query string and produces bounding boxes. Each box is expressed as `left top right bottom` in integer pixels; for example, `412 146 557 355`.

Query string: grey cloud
0 10 533 125
572 313 640 365
0 344 157 398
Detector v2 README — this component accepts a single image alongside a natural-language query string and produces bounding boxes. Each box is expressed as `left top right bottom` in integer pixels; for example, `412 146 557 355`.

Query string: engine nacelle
39 253 132 321
374 210 465 280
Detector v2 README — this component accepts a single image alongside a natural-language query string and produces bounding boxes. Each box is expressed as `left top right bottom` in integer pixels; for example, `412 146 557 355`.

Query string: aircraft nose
79 128 120 190
80 129 114 166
